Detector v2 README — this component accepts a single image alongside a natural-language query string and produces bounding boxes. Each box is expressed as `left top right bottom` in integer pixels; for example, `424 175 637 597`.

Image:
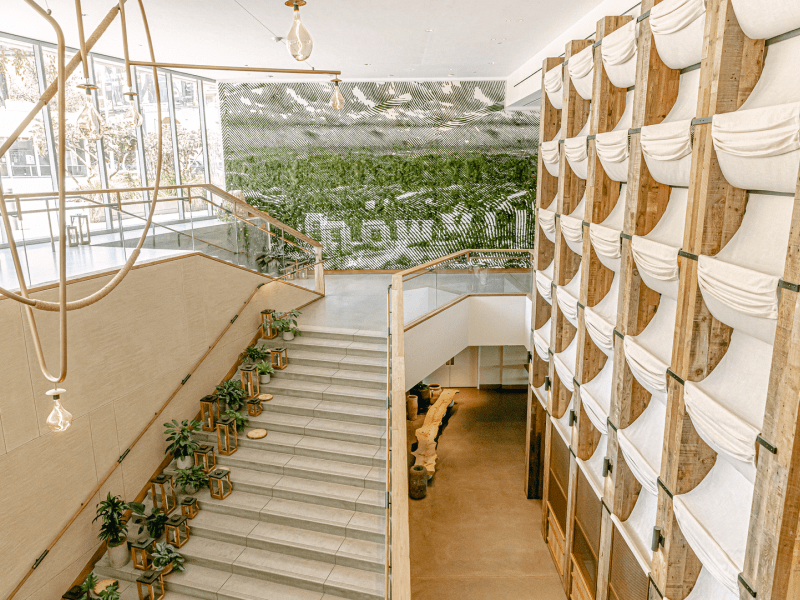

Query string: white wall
0 254 318 600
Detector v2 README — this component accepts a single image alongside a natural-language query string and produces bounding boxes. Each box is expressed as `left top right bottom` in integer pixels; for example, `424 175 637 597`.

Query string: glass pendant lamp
76 88 104 141
286 1 313 61
46 389 73 433
330 79 345 110
123 86 143 128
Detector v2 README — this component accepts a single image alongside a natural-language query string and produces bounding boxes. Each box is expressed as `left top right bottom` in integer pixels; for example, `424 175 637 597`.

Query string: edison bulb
77 92 104 141
287 3 313 61
331 82 345 111
124 100 143 128
46 389 72 433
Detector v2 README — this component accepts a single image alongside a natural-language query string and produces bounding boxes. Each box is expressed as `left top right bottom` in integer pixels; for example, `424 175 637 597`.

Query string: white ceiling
3 0 603 83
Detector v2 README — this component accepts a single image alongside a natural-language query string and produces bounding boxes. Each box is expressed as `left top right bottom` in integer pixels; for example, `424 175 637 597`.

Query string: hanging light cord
231 0 316 69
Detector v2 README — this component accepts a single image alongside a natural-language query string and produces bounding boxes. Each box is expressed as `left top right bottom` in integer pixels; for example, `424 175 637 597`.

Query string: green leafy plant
274 309 302 336
223 408 249 431
79 572 99 600
98 581 120 600
214 379 247 411
174 465 209 493
128 504 169 539
256 361 274 375
163 419 201 459
240 345 269 364
93 493 128 546
151 541 185 572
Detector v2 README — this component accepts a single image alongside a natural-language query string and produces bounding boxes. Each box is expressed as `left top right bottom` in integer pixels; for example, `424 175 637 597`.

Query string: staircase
95 324 388 600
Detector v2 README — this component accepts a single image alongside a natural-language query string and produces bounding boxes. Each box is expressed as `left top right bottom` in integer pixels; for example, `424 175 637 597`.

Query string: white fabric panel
534 383 548 410
618 397 667 495
557 264 582 328
585 275 620 357
697 193 793 343
536 261 555 305
541 140 561 177
553 394 575 447
673 458 754 596
538 193 558 242
623 297 677 397
664 68 702 124
565 106 592 179
589 183 627 272
631 188 688 299
740 36 800 112
596 90 636 182
579 433 609 498
545 65 564 109
561 192 586 256
730 0 800 40
684 330 772 471
569 45 595 100
684 568 739 600
602 20 638 89
534 318 552 362
650 0 706 69
611 488 658 573
554 336 578 391
581 357 613 434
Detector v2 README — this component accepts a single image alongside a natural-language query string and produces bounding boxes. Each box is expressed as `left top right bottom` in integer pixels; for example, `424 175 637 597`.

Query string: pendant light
76 79 104 141
46 389 73 433
123 86 143 128
330 79 345 111
286 0 313 61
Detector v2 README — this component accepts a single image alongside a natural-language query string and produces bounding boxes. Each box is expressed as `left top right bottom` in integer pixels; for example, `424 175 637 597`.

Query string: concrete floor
300 274 393 331
408 388 565 600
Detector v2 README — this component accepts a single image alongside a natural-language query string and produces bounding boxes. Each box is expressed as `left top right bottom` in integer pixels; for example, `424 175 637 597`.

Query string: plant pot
260 373 271 385
108 539 130 569
176 456 193 470
160 562 173 576
406 394 418 420
420 388 431 402
429 384 442 401
409 465 428 499
184 484 198 495
282 331 295 341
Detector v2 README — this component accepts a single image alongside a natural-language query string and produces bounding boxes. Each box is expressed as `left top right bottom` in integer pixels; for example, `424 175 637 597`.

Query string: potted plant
257 360 274 385
223 408 249 431
174 465 209 494
93 493 129 569
240 345 269 365
150 541 185 575
164 419 201 469
274 309 301 341
97 581 120 600
213 379 247 411
79 572 99 599
412 382 431 411
128 504 169 539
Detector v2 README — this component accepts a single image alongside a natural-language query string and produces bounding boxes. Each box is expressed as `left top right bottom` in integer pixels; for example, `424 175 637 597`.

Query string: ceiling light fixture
330 78 345 110
123 86 142 128
286 0 313 61
76 86 104 141
46 389 72 433
425 29 434 32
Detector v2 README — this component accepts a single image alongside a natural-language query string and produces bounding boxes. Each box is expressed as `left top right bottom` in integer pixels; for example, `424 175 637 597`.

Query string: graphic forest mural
220 80 540 269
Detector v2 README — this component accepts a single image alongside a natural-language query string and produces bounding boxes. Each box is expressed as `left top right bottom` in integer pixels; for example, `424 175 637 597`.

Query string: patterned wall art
220 79 540 269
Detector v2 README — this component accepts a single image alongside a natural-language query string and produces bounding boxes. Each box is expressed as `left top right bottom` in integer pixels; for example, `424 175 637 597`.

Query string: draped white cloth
581 358 613 434
545 65 564 109
618 396 667 495
623 297 677 398
569 45 595 100
684 568 739 600
553 394 575 447
684 330 772 470
631 188 688 299
538 193 558 242
650 0 706 69
697 193 793 343
557 264 582 327
585 276 620 357
534 319 552 363
541 140 561 177
597 90 635 182
589 184 627 272
536 261 555 305
611 488 659 573
561 192 586 256
533 382 548 409
673 457 754 596
579 433 608 498
554 336 579 391
565 103 592 179
730 0 800 40
602 20 638 89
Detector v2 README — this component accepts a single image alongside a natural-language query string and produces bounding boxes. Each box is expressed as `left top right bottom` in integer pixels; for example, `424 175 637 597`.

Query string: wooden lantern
193 443 216 473
62 586 84 600
199 394 219 432
209 468 233 500
149 474 177 516
269 347 289 370
216 416 238 456
240 364 259 399
130 537 154 571
180 496 199 519
246 396 262 417
164 513 190 548
261 309 277 339
136 570 164 600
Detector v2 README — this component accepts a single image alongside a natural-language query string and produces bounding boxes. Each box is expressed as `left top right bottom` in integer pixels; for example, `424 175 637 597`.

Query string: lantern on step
149 474 177 516
216 415 238 456
269 347 289 370
136 570 164 600
199 394 219 432
130 537 154 571
62 586 84 600
180 496 199 519
209 468 233 500
240 364 259 399
246 395 263 417
193 443 216 473
261 309 278 339
164 513 190 548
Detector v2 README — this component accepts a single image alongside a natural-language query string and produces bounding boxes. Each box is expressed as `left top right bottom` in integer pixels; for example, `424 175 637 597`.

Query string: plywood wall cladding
527 1 800 600
0 254 319 600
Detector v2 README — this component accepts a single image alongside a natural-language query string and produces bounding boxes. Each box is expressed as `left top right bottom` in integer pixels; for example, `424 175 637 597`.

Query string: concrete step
288 350 386 374
255 394 386 426
261 336 386 360
272 364 386 390
259 379 386 408
299 324 387 345
260 497 385 543
241 412 386 446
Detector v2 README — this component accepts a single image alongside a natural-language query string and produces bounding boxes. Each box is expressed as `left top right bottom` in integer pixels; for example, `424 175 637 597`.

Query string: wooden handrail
398 248 533 278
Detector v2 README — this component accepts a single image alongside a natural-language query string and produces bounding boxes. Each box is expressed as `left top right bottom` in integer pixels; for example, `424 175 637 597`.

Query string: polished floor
408 388 565 600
